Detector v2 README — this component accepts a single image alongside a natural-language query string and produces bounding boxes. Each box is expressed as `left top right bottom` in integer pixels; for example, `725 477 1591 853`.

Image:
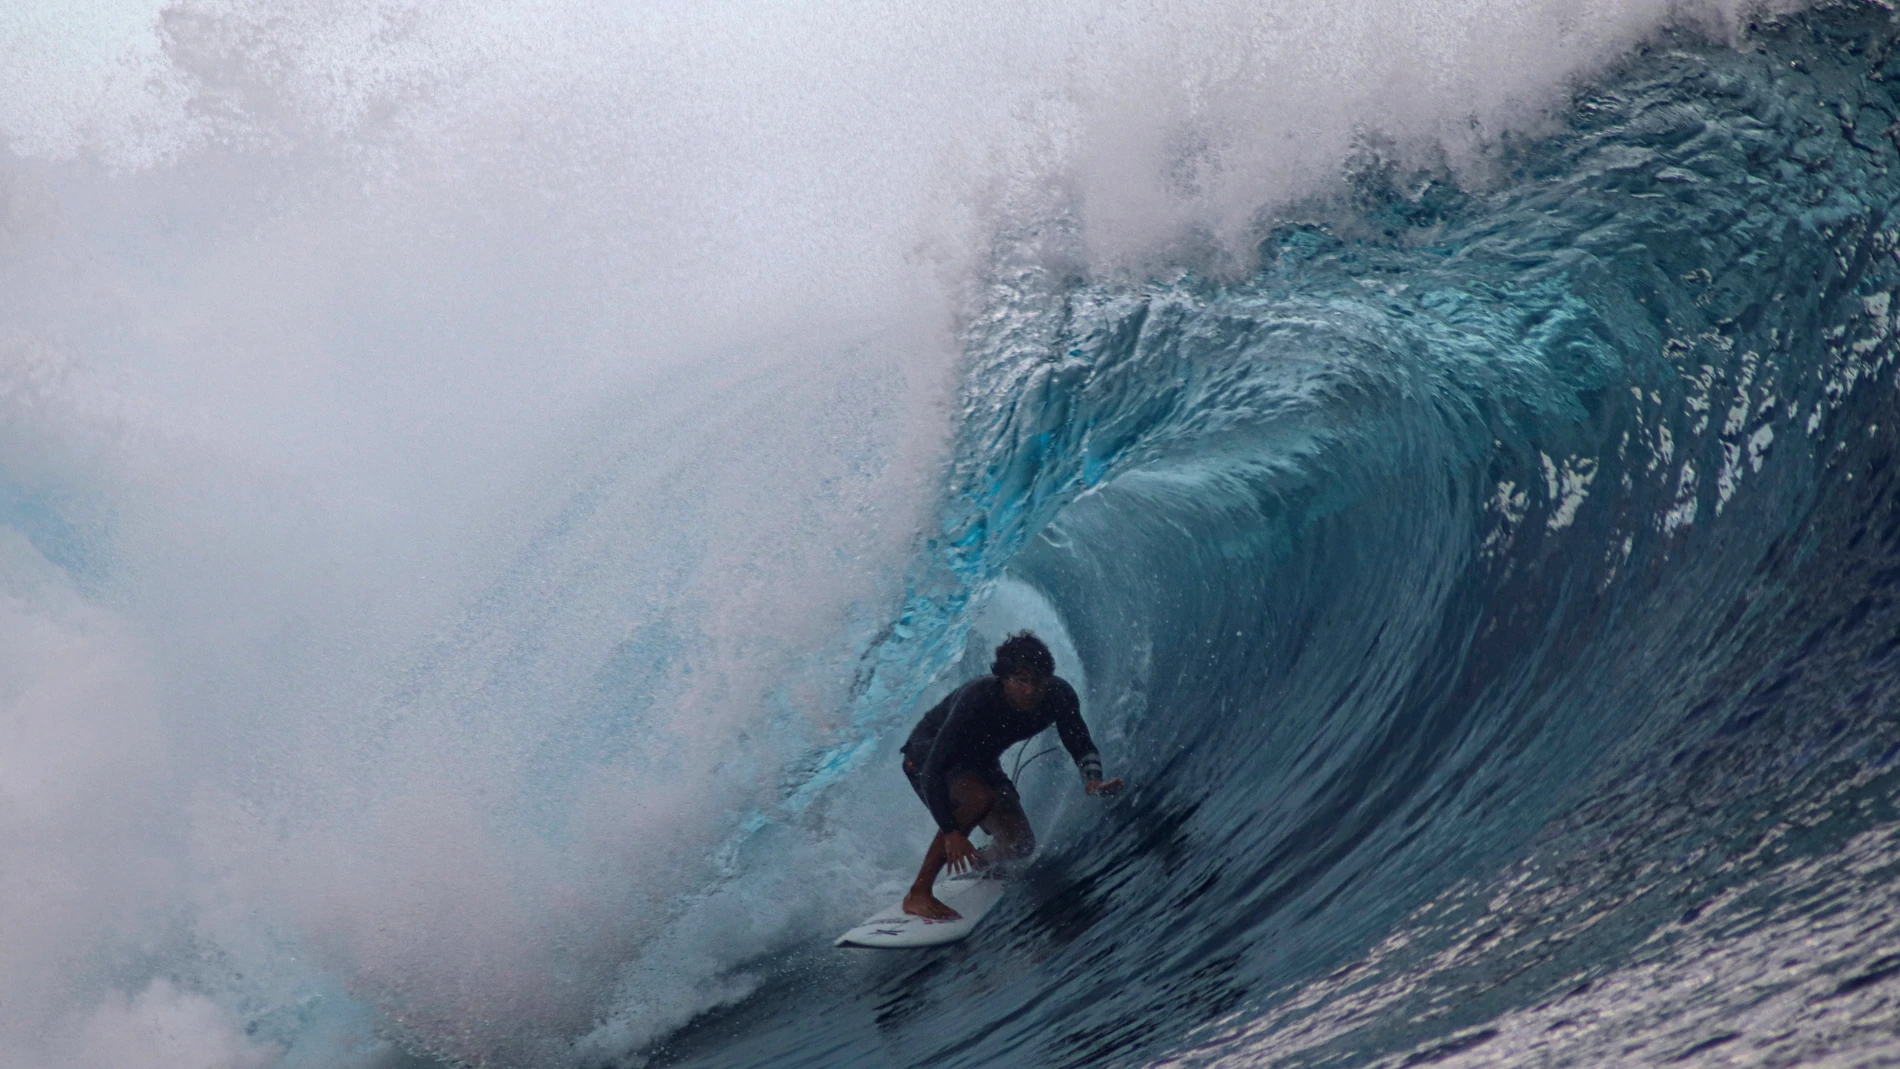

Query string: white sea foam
0 0 1786 1064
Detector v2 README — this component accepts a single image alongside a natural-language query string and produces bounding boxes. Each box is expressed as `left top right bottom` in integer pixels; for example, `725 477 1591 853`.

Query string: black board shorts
901 754 1023 820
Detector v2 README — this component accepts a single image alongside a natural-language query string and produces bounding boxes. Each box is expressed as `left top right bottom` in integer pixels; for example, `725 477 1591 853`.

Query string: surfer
900 631 1123 920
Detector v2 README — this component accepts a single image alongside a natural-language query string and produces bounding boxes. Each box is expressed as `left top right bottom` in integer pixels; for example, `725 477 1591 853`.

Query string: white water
0 1 1770 1065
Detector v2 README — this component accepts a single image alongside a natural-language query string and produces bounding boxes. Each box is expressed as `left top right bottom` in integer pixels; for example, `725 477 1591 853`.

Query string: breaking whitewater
10 2 1900 1067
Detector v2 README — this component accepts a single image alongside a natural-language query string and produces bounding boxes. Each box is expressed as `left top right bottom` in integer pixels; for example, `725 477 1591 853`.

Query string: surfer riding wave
898 632 1124 920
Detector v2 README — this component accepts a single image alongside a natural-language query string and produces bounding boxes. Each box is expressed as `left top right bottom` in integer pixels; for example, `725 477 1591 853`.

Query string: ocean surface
8 2 1900 1068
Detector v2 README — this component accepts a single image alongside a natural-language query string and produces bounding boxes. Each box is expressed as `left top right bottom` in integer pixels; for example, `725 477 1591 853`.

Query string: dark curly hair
990 630 1055 680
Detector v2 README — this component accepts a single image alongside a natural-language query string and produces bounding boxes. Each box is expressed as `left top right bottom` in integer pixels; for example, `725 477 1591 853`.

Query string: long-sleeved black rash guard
902 675 1103 833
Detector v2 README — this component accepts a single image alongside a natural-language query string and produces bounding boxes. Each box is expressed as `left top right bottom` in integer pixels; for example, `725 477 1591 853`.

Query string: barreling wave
649 5 1900 1067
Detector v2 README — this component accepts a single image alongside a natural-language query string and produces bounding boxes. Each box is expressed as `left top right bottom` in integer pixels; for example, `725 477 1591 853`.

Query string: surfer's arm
917 695 983 874
1050 684 1104 782
1052 684 1123 795
919 690 975 833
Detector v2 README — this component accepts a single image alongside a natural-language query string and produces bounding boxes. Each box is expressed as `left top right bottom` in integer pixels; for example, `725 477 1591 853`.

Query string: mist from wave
0 0 1805 1067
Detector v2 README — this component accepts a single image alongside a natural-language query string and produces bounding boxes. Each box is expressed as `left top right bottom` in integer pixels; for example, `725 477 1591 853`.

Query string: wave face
650 6 1900 1067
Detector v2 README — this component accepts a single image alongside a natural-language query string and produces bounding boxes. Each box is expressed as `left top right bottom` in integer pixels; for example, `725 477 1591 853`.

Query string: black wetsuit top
902 675 1103 833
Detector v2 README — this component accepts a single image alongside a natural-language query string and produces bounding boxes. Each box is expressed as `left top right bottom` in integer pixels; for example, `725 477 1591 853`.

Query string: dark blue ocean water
631 6 1900 1067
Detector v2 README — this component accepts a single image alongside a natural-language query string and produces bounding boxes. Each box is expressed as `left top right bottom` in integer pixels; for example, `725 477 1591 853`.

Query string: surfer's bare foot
903 890 962 920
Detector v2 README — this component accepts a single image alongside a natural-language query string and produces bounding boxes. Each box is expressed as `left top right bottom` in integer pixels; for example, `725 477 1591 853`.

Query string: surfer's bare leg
903 773 995 920
979 798 1034 864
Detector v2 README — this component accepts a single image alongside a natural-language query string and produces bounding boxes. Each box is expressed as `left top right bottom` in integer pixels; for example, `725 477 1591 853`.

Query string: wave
645 5 1900 1067
10 1 1900 1067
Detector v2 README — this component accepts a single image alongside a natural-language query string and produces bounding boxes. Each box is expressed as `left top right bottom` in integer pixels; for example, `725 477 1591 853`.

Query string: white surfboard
834 873 1007 949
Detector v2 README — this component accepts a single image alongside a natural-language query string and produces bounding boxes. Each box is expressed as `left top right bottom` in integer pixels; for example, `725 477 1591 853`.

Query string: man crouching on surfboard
900 631 1123 920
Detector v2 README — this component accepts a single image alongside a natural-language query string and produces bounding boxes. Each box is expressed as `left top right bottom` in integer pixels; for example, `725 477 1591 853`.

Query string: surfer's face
1002 672 1047 711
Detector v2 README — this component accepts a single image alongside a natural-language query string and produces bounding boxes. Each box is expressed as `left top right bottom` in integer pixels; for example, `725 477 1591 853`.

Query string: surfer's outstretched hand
1085 777 1125 797
943 830 982 874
